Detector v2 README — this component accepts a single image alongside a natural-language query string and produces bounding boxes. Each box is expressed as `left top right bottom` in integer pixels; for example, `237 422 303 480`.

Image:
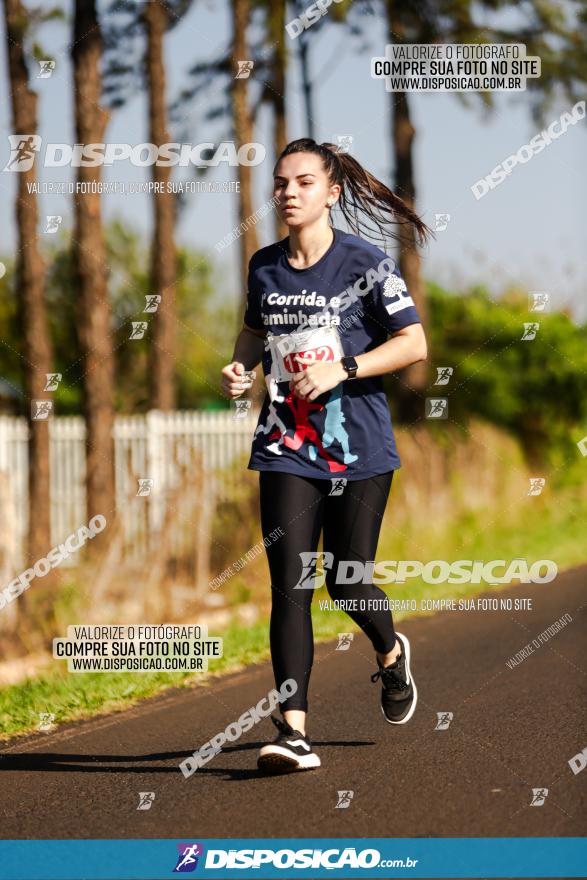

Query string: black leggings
259 470 397 712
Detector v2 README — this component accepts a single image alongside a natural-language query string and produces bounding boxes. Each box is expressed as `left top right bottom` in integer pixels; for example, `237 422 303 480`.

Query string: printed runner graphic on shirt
254 382 357 473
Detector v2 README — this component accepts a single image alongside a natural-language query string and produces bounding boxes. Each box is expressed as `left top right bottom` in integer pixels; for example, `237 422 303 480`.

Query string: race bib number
267 325 344 383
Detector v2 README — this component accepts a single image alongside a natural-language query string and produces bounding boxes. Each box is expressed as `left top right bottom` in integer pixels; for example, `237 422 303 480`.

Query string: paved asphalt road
1 567 585 852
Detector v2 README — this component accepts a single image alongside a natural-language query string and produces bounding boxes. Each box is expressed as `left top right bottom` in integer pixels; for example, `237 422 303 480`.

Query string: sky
0 0 586 320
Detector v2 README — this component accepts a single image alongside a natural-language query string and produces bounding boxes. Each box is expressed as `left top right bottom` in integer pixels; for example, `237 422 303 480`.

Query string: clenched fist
221 361 255 399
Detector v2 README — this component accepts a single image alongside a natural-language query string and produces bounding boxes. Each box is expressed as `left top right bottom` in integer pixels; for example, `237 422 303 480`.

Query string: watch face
343 356 358 377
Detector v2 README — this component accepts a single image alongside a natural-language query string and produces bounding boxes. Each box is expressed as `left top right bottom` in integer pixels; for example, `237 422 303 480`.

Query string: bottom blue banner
0 837 585 879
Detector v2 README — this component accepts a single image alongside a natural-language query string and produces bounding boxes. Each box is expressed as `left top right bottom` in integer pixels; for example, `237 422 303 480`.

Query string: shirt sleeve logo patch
382 273 415 315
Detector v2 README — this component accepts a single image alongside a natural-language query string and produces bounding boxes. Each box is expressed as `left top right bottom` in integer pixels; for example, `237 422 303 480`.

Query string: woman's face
273 152 339 228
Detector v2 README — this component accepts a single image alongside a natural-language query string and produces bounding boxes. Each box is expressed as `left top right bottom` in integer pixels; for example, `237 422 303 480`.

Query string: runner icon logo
173 843 204 873
293 551 334 589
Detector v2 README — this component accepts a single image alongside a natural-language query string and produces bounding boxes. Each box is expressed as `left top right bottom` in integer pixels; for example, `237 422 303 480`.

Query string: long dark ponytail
275 138 434 247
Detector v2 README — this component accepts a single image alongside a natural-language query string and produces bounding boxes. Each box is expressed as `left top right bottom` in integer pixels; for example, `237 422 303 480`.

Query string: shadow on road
0 738 376 778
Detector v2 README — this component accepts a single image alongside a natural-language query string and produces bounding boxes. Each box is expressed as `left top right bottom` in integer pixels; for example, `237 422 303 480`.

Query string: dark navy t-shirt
243 227 421 480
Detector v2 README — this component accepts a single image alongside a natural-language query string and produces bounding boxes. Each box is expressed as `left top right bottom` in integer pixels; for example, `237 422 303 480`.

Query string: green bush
426 283 587 471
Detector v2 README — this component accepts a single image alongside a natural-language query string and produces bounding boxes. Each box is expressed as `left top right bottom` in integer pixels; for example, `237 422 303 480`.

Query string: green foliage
426 282 587 470
0 218 230 413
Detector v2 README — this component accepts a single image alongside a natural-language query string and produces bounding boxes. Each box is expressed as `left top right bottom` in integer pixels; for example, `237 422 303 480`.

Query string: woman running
221 138 431 774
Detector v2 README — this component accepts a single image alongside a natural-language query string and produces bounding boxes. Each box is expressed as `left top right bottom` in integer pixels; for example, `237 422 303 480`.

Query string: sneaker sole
381 631 418 725
257 746 321 774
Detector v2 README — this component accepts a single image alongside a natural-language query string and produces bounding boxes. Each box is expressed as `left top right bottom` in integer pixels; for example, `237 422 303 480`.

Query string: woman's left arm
291 323 427 400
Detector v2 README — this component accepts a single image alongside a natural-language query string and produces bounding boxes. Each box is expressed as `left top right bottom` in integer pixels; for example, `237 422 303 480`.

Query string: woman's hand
290 357 345 401
221 361 255 399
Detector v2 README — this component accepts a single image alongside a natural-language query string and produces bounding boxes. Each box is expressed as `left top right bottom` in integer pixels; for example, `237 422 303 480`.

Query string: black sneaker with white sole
257 714 321 774
371 631 417 724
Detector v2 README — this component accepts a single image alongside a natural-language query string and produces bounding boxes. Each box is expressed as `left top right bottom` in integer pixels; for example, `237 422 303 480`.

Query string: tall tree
264 0 288 238
71 0 115 537
290 0 353 139
144 0 177 410
231 0 259 319
170 3 270 301
102 0 193 411
3 0 58 641
384 0 428 415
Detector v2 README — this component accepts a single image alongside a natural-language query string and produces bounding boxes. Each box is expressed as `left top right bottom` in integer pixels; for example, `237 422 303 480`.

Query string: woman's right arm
221 324 267 399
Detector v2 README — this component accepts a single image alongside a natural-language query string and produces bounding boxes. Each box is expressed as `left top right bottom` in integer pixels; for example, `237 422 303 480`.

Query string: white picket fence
0 409 260 572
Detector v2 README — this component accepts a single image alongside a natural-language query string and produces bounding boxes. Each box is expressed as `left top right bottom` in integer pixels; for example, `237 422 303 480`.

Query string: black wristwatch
341 355 358 380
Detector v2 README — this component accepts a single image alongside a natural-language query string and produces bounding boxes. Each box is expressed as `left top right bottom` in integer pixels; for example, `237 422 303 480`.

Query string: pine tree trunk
386 1 429 421
145 0 177 411
71 0 115 545
268 0 288 240
298 29 315 140
3 0 56 642
231 0 259 317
